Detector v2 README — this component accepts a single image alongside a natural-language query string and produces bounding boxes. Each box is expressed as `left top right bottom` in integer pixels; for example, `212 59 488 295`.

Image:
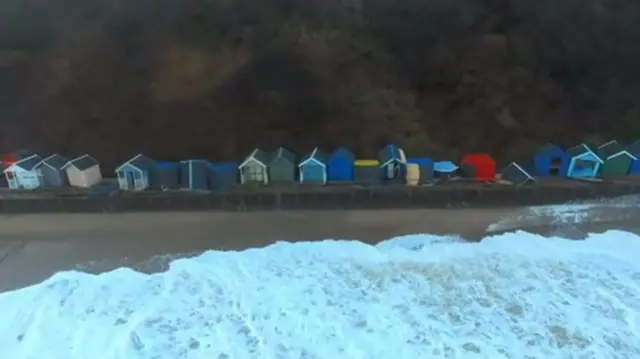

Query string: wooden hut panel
209 163 238 189
405 164 419 186
407 158 434 184
150 162 181 189
181 160 210 190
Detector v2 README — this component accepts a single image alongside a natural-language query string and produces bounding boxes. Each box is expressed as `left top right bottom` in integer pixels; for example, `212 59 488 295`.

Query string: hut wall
405 164 419 186
151 162 181 188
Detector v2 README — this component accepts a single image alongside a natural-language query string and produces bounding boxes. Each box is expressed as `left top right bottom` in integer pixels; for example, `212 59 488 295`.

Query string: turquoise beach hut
566 144 603 178
298 147 328 184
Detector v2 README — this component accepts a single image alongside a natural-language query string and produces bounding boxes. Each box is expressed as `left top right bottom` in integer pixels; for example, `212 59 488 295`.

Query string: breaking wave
2 229 640 359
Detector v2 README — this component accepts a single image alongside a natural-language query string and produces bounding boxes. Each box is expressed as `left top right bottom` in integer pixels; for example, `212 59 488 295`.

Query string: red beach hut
461 153 496 181
1 149 34 169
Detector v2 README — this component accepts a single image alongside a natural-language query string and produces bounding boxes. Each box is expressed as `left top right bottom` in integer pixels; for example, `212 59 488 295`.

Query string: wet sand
1 204 640 293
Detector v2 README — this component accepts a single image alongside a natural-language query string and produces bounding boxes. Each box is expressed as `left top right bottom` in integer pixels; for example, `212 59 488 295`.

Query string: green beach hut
269 147 296 183
596 140 636 177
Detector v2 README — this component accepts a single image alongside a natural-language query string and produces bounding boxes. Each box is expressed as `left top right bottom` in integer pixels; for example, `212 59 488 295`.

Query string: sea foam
2 230 640 358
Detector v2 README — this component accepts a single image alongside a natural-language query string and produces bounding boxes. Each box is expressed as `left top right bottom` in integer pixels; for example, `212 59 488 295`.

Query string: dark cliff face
1 0 640 170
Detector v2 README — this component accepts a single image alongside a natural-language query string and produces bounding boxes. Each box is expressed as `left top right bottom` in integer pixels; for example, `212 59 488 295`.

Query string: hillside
1 0 640 169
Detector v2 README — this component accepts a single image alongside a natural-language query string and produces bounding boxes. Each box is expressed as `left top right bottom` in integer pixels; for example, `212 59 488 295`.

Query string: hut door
386 164 395 179
550 158 561 176
127 172 136 190
133 171 143 190
5 171 17 189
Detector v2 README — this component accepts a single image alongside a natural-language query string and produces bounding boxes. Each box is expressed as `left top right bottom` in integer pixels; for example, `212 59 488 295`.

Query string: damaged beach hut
461 153 496 181
150 162 181 189
378 144 405 183
239 149 270 185
1 149 36 170
566 144 603 179
299 147 328 184
500 162 535 186
433 161 459 181
626 140 640 175
533 143 569 177
405 158 434 185
208 162 238 189
180 160 213 190
354 159 380 184
62 154 102 188
115 154 156 191
596 140 636 177
4 154 43 189
327 147 355 182
35 154 69 187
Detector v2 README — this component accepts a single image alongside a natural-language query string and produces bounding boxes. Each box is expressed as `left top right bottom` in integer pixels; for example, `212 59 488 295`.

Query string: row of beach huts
1 140 640 192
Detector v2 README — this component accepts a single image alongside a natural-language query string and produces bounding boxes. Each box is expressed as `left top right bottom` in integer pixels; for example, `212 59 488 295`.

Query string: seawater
1 231 640 359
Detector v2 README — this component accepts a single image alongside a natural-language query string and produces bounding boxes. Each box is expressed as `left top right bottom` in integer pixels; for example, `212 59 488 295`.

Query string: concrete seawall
1 181 640 213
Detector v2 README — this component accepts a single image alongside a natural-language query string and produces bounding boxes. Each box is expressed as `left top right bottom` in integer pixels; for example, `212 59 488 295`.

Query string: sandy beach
1 203 640 293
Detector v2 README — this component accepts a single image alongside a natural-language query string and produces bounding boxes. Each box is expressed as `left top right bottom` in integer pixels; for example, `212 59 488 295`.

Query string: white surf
1 229 640 358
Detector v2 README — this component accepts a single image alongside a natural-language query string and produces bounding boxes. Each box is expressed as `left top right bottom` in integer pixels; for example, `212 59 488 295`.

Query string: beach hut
327 147 355 182
62 154 102 188
461 153 496 181
405 164 419 185
180 160 212 190
566 144 603 178
299 147 328 184
150 162 181 189
269 147 296 183
239 148 270 185
3 154 44 189
533 143 569 177
406 158 434 184
596 140 636 177
35 154 69 187
378 144 405 182
433 161 459 181
626 140 640 175
354 159 380 184
208 162 238 189
115 154 156 191
500 162 535 186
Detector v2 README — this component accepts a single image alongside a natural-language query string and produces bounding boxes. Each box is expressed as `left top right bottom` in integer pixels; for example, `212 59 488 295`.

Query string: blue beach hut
406 157 434 184
208 162 238 189
566 144 603 178
180 160 212 190
433 160 459 181
115 154 156 191
327 147 355 182
36 154 69 187
626 140 640 175
533 143 569 177
150 162 181 189
298 147 328 184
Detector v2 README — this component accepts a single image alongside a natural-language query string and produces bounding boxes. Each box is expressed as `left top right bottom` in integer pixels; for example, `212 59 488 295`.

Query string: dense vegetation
2 0 640 169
